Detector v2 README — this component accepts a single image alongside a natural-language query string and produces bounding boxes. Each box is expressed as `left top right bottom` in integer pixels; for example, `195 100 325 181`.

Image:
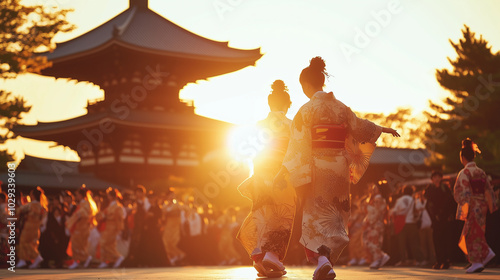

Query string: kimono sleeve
453 170 471 221
485 176 498 213
345 107 383 184
282 105 312 188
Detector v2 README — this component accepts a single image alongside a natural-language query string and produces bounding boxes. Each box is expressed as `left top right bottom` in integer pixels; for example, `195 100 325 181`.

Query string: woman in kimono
275 57 399 279
162 188 185 266
237 80 295 277
16 187 47 269
66 186 98 269
454 138 497 273
362 183 390 269
97 188 125 268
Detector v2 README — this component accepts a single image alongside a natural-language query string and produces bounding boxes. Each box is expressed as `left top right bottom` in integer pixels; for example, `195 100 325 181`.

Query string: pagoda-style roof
14 110 233 143
39 0 262 83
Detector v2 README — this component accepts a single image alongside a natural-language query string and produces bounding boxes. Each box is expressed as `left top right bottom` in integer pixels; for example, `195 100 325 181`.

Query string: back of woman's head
31 186 44 202
461 138 476 162
403 185 414 196
77 186 88 198
268 80 291 111
299 56 327 88
106 187 123 201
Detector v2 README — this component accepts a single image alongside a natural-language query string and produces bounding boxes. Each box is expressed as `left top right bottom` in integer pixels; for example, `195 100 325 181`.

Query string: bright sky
2 0 500 161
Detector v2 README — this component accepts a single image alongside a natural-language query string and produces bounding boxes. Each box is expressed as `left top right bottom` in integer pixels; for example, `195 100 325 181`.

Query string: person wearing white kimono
274 57 399 280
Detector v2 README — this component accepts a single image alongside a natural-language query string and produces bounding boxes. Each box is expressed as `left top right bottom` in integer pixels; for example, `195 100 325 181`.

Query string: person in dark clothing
39 199 69 268
424 170 457 269
124 186 168 267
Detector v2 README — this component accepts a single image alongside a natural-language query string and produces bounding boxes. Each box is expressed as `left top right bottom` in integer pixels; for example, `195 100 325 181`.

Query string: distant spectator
66 186 98 269
39 197 69 268
415 191 435 266
97 188 125 268
390 185 424 266
424 170 455 269
363 183 390 269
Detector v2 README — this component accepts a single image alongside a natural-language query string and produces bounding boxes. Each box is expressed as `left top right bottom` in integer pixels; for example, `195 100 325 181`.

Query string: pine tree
0 0 74 169
425 25 500 175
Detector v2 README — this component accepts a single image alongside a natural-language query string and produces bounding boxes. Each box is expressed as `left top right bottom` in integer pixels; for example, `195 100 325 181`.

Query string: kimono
454 162 498 263
66 199 93 262
237 111 296 260
162 201 185 264
362 194 387 261
281 91 382 262
99 201 124 263
18 201 46 261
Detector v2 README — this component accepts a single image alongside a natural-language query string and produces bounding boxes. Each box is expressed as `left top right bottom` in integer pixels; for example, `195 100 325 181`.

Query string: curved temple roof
40 1 262 64
14 110 233 141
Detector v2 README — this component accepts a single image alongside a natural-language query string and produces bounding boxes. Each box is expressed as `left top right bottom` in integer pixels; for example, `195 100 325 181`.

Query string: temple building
14 0 262 196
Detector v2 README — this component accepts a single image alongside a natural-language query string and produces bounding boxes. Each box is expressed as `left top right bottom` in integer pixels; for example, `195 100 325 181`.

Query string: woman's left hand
384 127 400 137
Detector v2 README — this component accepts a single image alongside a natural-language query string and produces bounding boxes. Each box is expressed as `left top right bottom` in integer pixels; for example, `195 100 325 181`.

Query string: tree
425 25 500 175
358 107 425 149
0 0 74 169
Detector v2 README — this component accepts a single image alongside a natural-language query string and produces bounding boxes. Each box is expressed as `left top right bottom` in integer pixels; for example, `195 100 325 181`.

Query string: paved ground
1 266 499 280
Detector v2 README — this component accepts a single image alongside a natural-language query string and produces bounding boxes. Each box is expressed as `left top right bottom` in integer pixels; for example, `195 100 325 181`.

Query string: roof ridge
143 7 242 49
49 7 133 51
113 6 137 38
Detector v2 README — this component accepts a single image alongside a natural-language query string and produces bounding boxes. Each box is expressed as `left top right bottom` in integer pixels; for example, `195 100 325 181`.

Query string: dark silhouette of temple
14 0 262 191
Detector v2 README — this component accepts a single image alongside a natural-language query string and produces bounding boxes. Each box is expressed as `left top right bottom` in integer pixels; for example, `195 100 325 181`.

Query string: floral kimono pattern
18 201 46 261
100 201 124 263
282 91 382 262
362 194 387 261
454 162 498 263
66 200 93 262
237 111 296 260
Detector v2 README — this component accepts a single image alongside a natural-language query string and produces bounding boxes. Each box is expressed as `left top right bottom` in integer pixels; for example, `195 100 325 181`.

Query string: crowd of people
1 170 498 271
0 185 255 269
347 170 499 271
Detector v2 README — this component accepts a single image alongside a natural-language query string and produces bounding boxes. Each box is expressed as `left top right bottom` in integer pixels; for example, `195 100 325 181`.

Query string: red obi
311 124 347 149
470 178 486 196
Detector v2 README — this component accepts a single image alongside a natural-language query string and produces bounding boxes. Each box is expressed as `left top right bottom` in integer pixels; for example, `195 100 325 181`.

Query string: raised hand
383 127 400 137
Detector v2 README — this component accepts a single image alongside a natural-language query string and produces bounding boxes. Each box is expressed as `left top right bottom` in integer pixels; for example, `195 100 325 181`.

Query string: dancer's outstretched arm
382 127 400 137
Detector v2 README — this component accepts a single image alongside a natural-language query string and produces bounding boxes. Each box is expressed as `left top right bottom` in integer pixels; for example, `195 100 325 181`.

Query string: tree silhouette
359 107 425 149
425 25 500 175
0 0 74 169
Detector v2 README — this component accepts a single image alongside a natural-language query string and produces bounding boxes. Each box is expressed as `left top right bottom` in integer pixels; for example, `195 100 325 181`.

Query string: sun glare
228 124 264 162
227 123 274 175
223 266 260 279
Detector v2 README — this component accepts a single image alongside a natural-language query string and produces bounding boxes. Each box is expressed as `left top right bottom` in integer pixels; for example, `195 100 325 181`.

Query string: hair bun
268 80 291 110
271 80 286 94
462 138 473 149
309 56 326 73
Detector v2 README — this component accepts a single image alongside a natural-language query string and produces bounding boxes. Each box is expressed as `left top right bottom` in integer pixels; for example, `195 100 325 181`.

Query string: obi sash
311 124 347 149
465 171 487 198
470 178 486 197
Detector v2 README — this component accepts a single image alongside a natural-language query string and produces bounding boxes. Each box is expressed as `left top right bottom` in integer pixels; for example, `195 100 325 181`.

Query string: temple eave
39 41 261 85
